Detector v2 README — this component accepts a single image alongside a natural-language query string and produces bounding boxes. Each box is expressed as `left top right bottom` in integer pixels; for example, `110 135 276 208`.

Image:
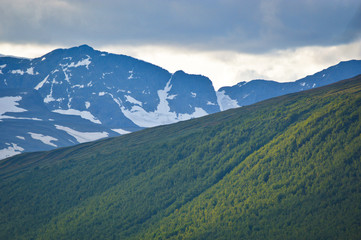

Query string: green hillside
1 75 361 239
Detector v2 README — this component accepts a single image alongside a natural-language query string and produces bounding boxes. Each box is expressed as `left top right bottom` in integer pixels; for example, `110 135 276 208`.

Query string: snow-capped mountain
1 45 360 159
217 60 361 110
0 45 219 159
0 45 219 128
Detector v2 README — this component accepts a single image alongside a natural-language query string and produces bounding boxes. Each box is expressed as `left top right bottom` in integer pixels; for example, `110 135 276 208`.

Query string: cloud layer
0 0 360 89
1 0 360 52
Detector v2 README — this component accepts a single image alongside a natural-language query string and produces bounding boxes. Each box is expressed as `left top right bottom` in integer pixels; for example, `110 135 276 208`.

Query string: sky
0 0 360 90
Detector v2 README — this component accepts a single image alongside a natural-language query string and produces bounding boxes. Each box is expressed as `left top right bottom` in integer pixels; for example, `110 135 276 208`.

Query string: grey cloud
1 0 360 53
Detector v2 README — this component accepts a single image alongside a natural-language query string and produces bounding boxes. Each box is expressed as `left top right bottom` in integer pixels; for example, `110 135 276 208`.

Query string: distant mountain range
218 60 361 108
1 44 360 159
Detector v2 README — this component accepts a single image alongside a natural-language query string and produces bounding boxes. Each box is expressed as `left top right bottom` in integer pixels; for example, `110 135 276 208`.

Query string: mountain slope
0 74 360 239
141 75 361 239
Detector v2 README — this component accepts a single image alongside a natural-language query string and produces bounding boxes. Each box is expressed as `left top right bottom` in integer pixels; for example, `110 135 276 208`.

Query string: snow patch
191 92 197 98
44 95 56 103
128 70 134 79
28 132 57 147
68 55 91 69
26 67 35 75
0 115 42 121
53 108 101 124
0 96 26 115
216 90 240 111
168 94 177 100
125 95 142 106
62 67 71 83
55 125 108 143
34 75 49 90
0 64 6 74
85 101 91 109
0 143 24 160
44 84 56 103
11 69 24 75
99 92 106 96
177 107 208 120
112 128 131 135
111 95 122 108
41 57 46 61
67 97 72 108
300 82 306 87
16 136 25 140
207 101 216 106
71 84 85 89
43 78 64 103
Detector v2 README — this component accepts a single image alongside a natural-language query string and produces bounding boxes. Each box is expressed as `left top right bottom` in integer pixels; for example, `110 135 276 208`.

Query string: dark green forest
0 75 361 239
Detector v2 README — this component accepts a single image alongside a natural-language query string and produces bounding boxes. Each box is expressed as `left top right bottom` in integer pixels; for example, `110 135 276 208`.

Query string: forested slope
0 75 360 239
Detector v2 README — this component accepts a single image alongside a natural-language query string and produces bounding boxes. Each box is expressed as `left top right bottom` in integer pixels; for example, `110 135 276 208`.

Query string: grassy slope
140 76 361 240
0 75 360 239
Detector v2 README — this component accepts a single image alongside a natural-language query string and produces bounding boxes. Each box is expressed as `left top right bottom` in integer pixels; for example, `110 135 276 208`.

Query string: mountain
0 45 219 159
0 45 218 128
0 74 360 239
1 45 361 159
217 60 361 110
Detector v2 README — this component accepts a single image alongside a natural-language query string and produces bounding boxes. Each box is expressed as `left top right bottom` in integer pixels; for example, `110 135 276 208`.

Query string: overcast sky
1 0 360 89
